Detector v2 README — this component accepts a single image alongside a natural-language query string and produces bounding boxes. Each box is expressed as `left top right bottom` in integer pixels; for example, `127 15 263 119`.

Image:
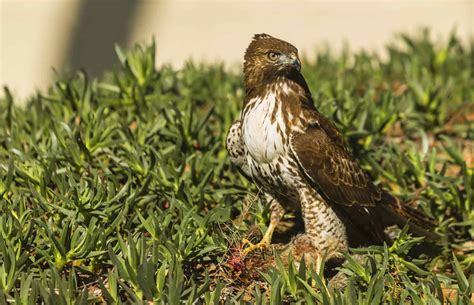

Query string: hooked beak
291 57 301 71
278 54 301 72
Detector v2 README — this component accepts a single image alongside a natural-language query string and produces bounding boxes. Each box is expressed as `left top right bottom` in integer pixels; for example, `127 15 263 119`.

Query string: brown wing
290 110 383 207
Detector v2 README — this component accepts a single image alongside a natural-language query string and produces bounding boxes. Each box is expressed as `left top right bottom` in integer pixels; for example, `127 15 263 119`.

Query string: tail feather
330 191 439 245
378 192 439 241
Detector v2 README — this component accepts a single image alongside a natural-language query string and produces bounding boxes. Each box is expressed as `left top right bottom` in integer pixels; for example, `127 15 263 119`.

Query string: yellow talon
241 221 277 256
241 239 268 256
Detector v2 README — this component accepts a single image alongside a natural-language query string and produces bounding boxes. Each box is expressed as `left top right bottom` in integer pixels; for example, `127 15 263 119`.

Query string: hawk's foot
241 203 283 257
240 237 271 256
241 221 278 256
280 234 345 276
280 234 322 271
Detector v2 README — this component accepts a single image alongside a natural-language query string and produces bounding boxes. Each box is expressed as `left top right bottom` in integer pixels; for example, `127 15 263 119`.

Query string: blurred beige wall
1 0 473 102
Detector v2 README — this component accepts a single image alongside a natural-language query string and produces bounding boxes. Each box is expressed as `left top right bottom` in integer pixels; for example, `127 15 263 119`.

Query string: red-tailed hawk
226 33 436 266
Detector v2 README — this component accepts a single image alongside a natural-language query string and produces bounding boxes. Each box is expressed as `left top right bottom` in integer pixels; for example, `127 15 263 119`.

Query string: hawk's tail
378 192 439 241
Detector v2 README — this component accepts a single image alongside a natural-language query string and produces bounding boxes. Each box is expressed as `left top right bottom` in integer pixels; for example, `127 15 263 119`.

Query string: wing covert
290 113 383 207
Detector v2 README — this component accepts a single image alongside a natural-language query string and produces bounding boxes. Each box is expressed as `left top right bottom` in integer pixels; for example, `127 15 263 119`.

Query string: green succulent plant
0 30 472 303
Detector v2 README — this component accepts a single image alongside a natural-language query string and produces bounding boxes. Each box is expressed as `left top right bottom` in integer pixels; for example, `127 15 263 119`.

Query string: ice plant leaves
0 30 472 303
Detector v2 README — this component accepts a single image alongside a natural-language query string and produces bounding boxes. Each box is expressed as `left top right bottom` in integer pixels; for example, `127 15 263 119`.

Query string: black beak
291 58 301 71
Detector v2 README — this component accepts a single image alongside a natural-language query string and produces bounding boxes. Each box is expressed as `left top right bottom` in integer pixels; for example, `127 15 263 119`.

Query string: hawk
226 34 436 265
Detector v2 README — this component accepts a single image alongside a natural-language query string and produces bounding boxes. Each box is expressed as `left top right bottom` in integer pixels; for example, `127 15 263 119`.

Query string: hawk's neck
244 75 313 110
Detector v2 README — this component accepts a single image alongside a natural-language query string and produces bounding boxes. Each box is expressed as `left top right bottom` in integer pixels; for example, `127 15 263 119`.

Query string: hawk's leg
241 195 285 256
294 186 348 272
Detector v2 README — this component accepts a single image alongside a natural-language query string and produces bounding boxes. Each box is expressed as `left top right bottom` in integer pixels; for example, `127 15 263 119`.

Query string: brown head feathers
244 33 300 90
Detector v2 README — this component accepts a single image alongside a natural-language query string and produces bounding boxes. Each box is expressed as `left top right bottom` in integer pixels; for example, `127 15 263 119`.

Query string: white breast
242 92 286 163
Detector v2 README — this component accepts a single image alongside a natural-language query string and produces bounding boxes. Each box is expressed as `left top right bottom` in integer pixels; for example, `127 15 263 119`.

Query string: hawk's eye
267 52 280 62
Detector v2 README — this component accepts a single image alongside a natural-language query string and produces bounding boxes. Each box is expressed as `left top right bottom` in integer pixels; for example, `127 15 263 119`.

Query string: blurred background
1 0 473 101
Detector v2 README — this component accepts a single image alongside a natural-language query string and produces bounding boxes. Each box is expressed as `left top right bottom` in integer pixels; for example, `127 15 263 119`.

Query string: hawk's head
244 33 301 89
